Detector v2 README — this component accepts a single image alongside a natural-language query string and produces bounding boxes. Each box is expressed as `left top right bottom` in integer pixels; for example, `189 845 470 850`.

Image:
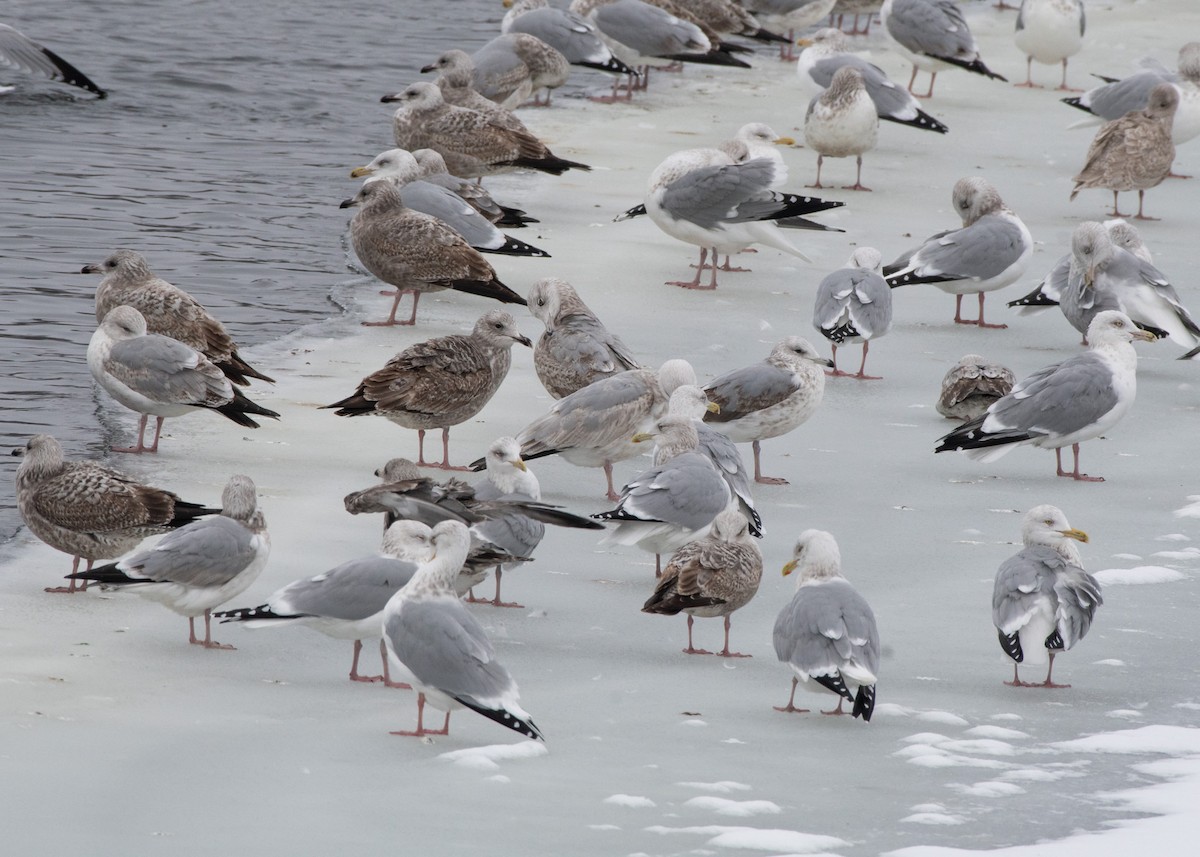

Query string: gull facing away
702 336 832 485
324 310 531 471
993 506 1102 688
528 277 642 399
85 249 274 387
936 354 1015 421
502 0 635 79
13 434 218 593
88 306 280 454
879 0 1006 98
383 520 544 740
812 247 892 379
67 475 269 649
773 529 879 720
411 148 538 228
471 32 570 108
215 521 433 685
0 22 105 97
341 180 527 327
795 28 948 134
1013 0 1085 90
1070 83 1178 221
804 66 878 191
935 311 1155 482
642 508 763 657
883 176 1032 329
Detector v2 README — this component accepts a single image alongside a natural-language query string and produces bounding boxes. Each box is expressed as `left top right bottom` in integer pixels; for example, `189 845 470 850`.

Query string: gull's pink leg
1065 442 1103 482
1056 58 1082 92
603 462 619 502
670 247 716 289
112 413 151 454
752 440 787 485
683 614 713 655
381 640 412 689
977 293 1008 329
821 698 847 716
1005 661 1032 687
486 568 524 609
853 342 882 380
808 154 826 189
843 155 872 191
47 555 89 594
1108 191 1131 218
349 639 383 683
1035 652 1072 688
1133 189 1159 221
425 427 471 472
774 676 811 713
1015 56 1040 88
390 693 451 737
717 615 750 658
363 289 419 326
191 610 235 650
953 293 976 325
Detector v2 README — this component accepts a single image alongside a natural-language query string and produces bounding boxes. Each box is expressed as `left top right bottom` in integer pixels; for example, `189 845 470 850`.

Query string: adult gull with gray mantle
411 148 538 228
879 0 1006 98
748 0 837 61
502 0 634 78
1013 0 1086 90
935 311 1156 482
813 247 892 379
0 22 105 97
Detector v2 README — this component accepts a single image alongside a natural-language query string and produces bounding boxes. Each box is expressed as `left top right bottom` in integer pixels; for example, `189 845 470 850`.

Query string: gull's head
221 474 260 522
1178 43 1200 81
1087 310 1156 347
81 248 150 279
14 434 64 473
1147 82 1180 119
340 178 401 211
774 336 834 369
1021 505 1088 549
710 508 751 543
782 529 842 583
807 28 848 54
657 358 697 395
100 305 148 340
827 65 865 98
421 49 474 76
1103 219 1151 263
375 457 421 482
735 122 793 147
632 414 697 449
475 309 532 349
848 246 882 271
486 436 528 473
381 81 442 108
429 519 472 566
667 384 717 421
527 277 572 326
351 148 420 183
952 176 1004 225
383 519 435 563
1070 221 1113 286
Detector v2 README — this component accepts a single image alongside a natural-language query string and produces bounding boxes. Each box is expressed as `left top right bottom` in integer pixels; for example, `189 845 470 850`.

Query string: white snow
438 741 549 770
646 825 850 852
677 781 754 793
604 794 657 809
683 796 783 817
1093 566 1186 585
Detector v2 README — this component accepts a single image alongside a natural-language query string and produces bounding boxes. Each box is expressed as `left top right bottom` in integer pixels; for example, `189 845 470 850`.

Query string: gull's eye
536 298 546 307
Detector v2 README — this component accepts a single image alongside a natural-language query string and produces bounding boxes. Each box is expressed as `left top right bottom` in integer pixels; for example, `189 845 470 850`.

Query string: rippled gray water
0 0 522 544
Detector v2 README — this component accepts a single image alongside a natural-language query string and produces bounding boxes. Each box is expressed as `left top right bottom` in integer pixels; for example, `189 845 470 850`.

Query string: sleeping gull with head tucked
936 354 1015 422
471 32 570 108
879 0 1006 98
812 247 892 379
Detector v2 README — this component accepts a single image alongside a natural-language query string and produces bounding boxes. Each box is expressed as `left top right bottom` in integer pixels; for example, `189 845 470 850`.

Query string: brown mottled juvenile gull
411 148 539 228
382 520 544 740
502 0 634 78
88 306 280 454
340 180 526 327
382 82 590 178
884 176 1032 329
1070 83 1178 221
0 22 105 97
215 520 433 684
773 529 879 720
418 50 532 131
879 0 1006 98
67 475 269 650
13 434 218 593
935 311 1156 482
528 277 642 399
472 33 571 108
324 309 531 471
804 66 878 191
813 247 892 379
84 249 274 387
936 354 1015 421
642 508 763 657
1013 0 1085 91
993 505 1102 688
702 336 832 485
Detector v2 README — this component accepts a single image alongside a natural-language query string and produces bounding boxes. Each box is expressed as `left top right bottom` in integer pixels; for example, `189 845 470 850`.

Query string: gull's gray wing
472 38 533 104
886 0 974 60
659 159 780 229
815 268 893 340
120 516 256 587
1081 69 1175 120
592 0 707 58
900 215 1025 282
518 368 658 454
106 336 230 406
1052 566 1103 649
773 578 880 677
509 7 612 66
398 180 503 250
547 314 641 377
983 352 1119 438
810 54 917 122
704 362 802 421
271 556 418 621
992 545 1059 634
695 423 761 536
620 452 730 530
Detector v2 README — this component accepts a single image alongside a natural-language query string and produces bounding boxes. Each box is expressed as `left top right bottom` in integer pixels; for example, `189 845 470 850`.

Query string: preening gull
812 247 892 379
502 0 634 78
472 32 571 107
642 508 763 656
935 311 1156 482
215 520 433 684
13 434 218 592
702 336 832 485
340 180 527 327
936 354 1015 421
883 176 1032 328
747 0 838 61
804 66 878 191
349 149 550 257
718 123 795 187
1013 0 1085 91
773 529 879 720
993 505 1103 688
796 28 948 134
384 82 591 178
412 148 539 228
382 520 544 740
0 22 105 97
879 0 1006 98
68 475 269 649
85 249 274 387
528 277 642 399
1070 83 1178 221
324 309 531 471
88 306 280 454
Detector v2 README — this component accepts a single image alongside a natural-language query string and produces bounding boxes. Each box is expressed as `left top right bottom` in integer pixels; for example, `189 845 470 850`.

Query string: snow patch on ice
915 711 970 726
1053 725 1200 755
1149 548 1200 561
989 713 1023 721
1000 767 1083 783
438 741 548 770
588 824 621 831
683 796 783 817
677 781 754 793
902 812 965 825
965 726 1029 740
1174 703 1200 711
1093 566 1184 585
646 825 849 852
1093 659 1125 666
951 780 1026 797
1173 495 1200 518
1155 533 1190 542
604 794 657 808
1107 709 1144 720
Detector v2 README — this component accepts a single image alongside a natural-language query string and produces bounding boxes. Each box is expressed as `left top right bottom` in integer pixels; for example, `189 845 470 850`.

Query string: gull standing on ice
67 475 269 650
471 32 571 107
383 520 544 740
340 180 526 327
796 28 949 134
812 247 892 379
1013 0 1085 91
936 354 1015 421
879 0 1006 98
642 508 763 656
215 520 433 684
832 0 884 37
804 66 879 191
884 176 1032 329
993 505 1102 688
324 309 531 471
88 306 280 454
1070 83 1178 221
935 311 1155 481
773 529 879 720
702 337 832 485
0 22 105 97
502 0 635 79
748 0 838 61
14 434 218 592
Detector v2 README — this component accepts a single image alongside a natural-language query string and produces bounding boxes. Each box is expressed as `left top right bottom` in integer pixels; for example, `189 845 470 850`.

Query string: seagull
879 0 1006 98
0 22 105 97
87 306 280 454
642 508 763 656
418 50 533 131
804 66 879 191
812 247 892 379
1013 0 1086 91
993 505 1102 688
502 0 635 79
935 311 1156 482
382 520 544 740
884 176 1032 329
936 354 1015 421
411 148 538 228
67 475 270 649
773 529 879 720
747 0 838 61
471 32 571 107
13 434 218 592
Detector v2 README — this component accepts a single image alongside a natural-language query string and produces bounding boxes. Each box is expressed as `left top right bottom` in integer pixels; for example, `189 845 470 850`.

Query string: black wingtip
491 236 551 258
614 203 646 222
813 672 854 702
457 698 544 741
38 43 106 97
664 51 752 70
998 629 1024 662
852 684 875 722
577 56 635 76
467 456 487 472
881 111 949 134
447 277 527 306
1061 96 1091 114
